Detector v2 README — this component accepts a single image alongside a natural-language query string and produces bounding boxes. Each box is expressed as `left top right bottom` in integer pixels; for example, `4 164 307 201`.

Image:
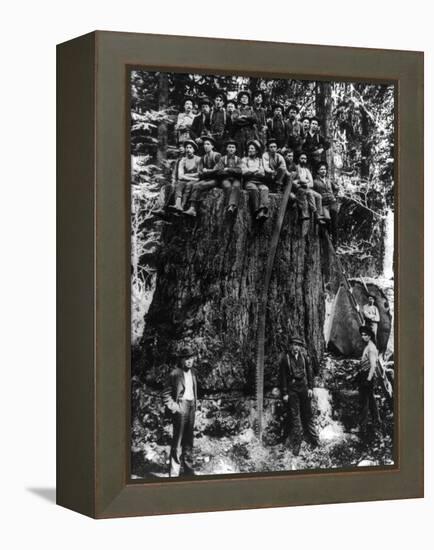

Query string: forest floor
131 353 394 478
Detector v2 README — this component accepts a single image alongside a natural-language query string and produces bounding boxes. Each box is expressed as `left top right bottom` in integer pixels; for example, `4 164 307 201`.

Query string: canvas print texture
130 70 395 479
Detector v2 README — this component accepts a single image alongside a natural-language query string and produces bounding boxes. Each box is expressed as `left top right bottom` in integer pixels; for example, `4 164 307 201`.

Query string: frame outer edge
56 31 97 518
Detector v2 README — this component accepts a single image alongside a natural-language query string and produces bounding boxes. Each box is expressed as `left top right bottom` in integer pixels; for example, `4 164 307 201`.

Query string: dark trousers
322 200 339 243
221 177 241 207
359 380 380 432
158 182 175 209
264 168 288 193
245 179 269 214
287 388 318 449
189 178 219 203
169 399 195 477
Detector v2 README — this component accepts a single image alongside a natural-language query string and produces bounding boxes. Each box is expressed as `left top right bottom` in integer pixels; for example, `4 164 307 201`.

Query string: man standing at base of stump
279 336 319 456
357 325 381 438
163 346 198 477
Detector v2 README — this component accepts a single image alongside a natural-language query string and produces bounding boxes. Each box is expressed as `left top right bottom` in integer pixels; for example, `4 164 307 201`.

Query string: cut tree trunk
138 189 327 393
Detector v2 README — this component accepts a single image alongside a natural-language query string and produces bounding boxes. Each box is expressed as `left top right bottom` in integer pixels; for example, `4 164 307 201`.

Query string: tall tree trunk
157 73 168 163
138 190 327 393
316 81 334 176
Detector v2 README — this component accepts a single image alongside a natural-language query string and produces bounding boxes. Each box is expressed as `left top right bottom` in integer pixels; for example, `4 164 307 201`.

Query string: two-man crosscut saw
255 177 294 441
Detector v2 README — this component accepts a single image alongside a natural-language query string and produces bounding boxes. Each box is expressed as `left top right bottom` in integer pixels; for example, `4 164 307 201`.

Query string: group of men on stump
154 89 340 240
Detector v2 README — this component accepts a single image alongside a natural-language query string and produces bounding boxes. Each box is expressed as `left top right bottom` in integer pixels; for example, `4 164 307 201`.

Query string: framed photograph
57 31 423 518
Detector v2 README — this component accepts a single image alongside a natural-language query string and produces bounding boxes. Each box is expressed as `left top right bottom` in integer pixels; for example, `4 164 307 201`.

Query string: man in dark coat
279 336 319 455
232 90 257 156
267 103 288 149
190 96 211 142
252 90 268 147
302 116 330 171
209 92 227 153
163 346 198 477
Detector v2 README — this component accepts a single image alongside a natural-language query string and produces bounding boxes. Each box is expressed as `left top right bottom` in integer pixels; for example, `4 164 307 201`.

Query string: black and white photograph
130 69 395 479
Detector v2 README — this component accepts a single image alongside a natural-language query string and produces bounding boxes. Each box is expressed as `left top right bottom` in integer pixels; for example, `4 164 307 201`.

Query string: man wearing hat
285 103 302 152
262 138 289 192
314 162 340 243
358 325 381 437
294 152 325 224
279 336 319 456
233 90 257 156
175 97 196 144
362 294 380 337
302 116 330 171
217 139 243 215
190 96 212 142
241 139 269 222
163 345 198 477
171 140 201 212
267 103 288 149
184 135 221 217
209 92 227 152
253 90 268 147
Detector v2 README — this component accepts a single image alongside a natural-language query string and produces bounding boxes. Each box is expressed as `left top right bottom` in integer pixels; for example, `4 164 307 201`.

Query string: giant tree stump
138 188 327 393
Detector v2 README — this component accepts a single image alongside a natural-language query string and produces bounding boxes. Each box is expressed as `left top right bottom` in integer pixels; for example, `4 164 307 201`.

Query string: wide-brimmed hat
177 345 195 358
272 103 284 112
246 139 262 153
183 139 198 152
310 116 321 124
289 336 306 347
359 325 375 340
200 134 216 147
237 90 251 102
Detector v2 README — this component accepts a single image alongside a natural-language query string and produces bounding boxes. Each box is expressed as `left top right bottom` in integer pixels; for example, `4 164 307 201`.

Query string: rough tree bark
138 189 327 393
157 73 168 163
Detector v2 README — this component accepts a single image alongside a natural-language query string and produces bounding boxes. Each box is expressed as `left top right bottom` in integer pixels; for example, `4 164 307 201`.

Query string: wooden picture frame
57 31 423 518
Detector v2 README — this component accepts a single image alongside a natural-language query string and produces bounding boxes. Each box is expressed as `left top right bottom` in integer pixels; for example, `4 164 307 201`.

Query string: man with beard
267 104 287 149
294 153 325 223
241 139 269 222
262 138 288 192
252 90 268 147
218 139 243 216
303 116 330 171
163 346 198 477
175 97 196 145
232 90 258 156
279 336 319 456
209 92 227 153
184 136 221 218
313 162 340 242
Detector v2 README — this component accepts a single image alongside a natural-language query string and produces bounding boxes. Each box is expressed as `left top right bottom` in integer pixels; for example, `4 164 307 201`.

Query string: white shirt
183 369 194 400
